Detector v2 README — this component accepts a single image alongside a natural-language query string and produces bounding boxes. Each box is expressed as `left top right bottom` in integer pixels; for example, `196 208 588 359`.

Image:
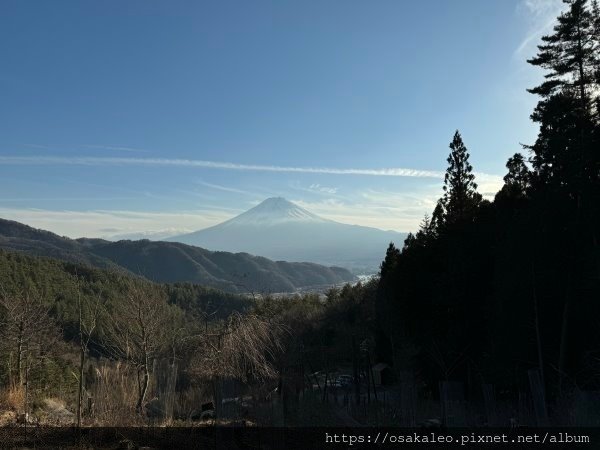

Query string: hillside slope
0 218 355 293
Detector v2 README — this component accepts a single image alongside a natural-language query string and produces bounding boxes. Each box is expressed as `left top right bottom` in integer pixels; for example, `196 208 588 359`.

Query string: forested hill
0 248 251 341
0 218 356 293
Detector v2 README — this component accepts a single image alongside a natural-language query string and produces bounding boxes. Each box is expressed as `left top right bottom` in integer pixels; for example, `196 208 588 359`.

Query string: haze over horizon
0 0 565 239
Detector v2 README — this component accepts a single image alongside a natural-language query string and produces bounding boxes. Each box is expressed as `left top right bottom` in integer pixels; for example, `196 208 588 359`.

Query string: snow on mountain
168 198 406 273
218 197 328 226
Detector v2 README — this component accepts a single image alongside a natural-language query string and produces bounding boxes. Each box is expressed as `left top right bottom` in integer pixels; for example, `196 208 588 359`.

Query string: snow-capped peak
222 197 327 226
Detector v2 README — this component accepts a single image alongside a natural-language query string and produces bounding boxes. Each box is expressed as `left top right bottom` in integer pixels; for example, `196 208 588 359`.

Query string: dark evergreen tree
593 1 600 94
528 0 598 109
526 0 600 390
527 0 600 190
527 92 582 187
439 130 482 225
379 242 401 278
375 242 402 365
430 199 446 233
404 215 437 251
368 0 600 413
401 233 416 251
415 214 436 244
498 153 531 199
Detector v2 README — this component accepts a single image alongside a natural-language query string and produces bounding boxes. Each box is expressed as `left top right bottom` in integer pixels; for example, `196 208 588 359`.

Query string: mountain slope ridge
0 217 355 293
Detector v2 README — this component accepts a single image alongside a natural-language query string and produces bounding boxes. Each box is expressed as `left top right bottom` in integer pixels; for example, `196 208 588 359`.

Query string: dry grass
0 410 16 426
0 383 25 411
88 361 141 425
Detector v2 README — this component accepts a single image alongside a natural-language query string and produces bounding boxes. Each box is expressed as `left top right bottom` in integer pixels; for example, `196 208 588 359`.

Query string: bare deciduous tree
75 278 103 427
0 287 60 416
102 281 172 413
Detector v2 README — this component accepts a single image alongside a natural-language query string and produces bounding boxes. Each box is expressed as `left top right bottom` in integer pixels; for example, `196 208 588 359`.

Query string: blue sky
0 0 564 238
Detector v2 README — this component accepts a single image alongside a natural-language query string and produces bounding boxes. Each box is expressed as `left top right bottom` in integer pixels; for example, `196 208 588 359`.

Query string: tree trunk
352 336 360 405
137 363 150 413
17 324 24 386
77 344 85 427
369 354 378 402
24 352 29 422
7 352 12 387
212 376 222 419
531 260 545 391
576 28 587 112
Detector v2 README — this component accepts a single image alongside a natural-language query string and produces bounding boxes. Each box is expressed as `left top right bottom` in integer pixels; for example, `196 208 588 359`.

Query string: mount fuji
169 197 405 272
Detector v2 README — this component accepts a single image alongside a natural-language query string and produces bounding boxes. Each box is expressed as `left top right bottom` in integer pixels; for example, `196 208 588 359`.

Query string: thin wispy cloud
21 143 51 149
83 145 150 153
287 181 349 200
0 155 502 181
514 0 564 57
19 144 150 153
0 207 232 240
0 196 137 202
308 183 338 194
196 180 259 196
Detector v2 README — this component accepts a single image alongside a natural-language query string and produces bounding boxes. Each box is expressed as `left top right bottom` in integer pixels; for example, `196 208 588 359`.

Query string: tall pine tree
527 0 600 190
528 0 598 112
438 130 482 226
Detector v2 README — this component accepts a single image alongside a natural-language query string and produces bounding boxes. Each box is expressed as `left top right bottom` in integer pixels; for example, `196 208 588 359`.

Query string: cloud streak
0 155 502 181
514 0 564 57
308 183 338 194
83 145 150 153
0 207 232 240
196 180 259 196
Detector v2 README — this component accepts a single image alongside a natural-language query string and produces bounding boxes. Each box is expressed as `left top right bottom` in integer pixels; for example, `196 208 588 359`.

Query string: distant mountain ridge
169 197 405 272
0 218 355 293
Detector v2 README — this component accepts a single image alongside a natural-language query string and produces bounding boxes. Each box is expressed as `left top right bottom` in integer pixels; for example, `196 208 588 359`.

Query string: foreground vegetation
0 248 376 427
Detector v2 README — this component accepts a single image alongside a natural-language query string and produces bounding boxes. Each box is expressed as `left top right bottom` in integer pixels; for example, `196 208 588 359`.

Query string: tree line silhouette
376 0 600 405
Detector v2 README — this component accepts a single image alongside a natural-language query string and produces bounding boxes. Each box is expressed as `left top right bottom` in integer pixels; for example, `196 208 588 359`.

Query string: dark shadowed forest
375 0 600 425
0 0 599 432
